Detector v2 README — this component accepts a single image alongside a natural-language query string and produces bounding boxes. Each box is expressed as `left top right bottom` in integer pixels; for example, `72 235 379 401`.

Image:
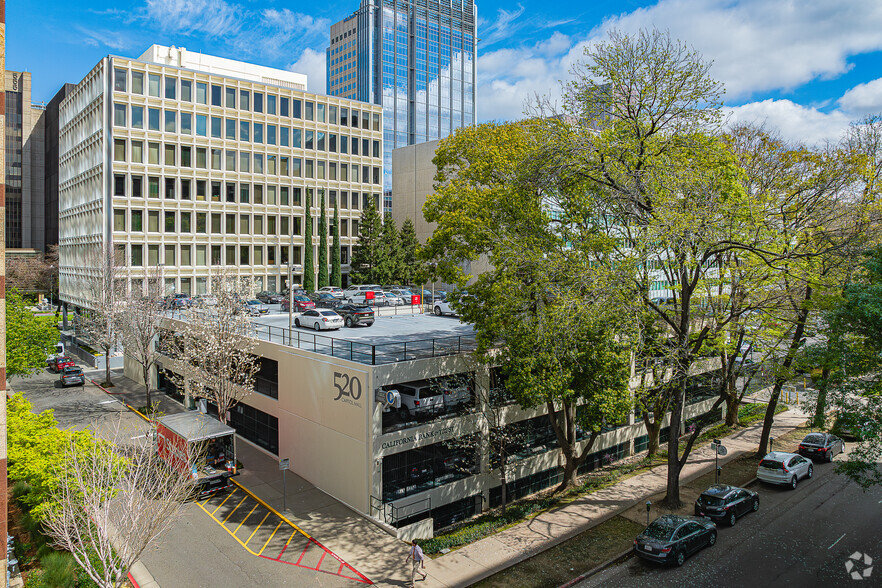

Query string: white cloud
288 48 327 94
838 78 882 117
726 100 852 147
144 0 241 37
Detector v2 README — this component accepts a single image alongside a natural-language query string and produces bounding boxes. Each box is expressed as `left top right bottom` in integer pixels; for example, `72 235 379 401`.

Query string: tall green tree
399 218 426 286
349 201 384 283
6 291 59 377
318 192 329 288
331 201 342 287
303 190 315 291
376 214 403 285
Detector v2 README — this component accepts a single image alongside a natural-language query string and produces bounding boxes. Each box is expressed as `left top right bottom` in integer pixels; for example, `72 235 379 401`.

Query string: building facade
58 45 383 309
327 0 477 209
4 70 47 252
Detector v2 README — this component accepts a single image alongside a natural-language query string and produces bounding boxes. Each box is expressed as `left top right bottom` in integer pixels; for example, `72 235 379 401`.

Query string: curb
558 548 634 588
90 378 152 422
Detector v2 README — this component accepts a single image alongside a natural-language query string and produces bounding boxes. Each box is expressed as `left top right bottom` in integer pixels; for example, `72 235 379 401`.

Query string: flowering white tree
165 271 260 424
118 266 166 409
42 418 197 588
81 245 126 386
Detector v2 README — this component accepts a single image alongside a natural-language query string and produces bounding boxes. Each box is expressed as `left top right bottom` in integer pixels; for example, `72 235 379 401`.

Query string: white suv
756 451 813 489
344 284 385 305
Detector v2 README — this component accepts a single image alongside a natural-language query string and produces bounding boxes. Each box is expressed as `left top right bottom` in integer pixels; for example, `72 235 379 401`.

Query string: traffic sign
716 445 728 456
279 458 290 471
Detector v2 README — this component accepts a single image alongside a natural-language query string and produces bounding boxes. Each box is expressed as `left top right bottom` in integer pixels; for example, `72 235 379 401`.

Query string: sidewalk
98 370 807 587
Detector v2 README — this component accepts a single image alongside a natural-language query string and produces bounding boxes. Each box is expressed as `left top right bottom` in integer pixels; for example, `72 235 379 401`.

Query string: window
180 245 192 266
225 87 236 108
267 155 276 175
292 99 301 119
211 148 222 170
254 358 279 399
181 79 192 101
226 213 236 234
254 215 264 234
351 110 359 128
240 184 250 203
226 118 236 140
148 108 160 131
329 105 337 124
113 139 126 162
267 125 276 145
267 185 276 205
362 138 369 157
196 181 206 201
132 141 143 163
196 114 207 137
211 181 221 202
131 105 144 129
305 101 314 121
148 74 160 97
280 96 289 117
292 128 302 148
340 135 348 154
254 153 264 174
280 127 289 147
113 209 126 231
131 209 143 231
131 244 143 266
254 246 263 265
196 213 207 233
240 246 250 265
340 163 348 182
352 138 359 156
132 71 144 94
330 134 337 152
148 245 160 266
317 103 326 123
362 111 369 130
254 92 263 113
240 214 250 234
280 186 289 206
114 174 126 196
280 216 289 235
226 182 236 203
317 132 326 151
211 84 222 106
267 94 276 115
181 179 191 200
291 158 301 177
211 116 222 139
181 112 192 134
226 246 236 265
292 187 302 206
240 121 250 142
317 161 325 180
239 151 251 173
132 176 143 198
254 185 264 205
226 150 236 171
373 112 380 131
196 82 208 104
280 157 289 176
240 89 250 111
373 166 380 185
253 123 263 144
164 144 175 166
196 245 207 265
329 162 337 181
148 142 160 165
305 131 314 150
164 211 176 232
165 77 176 99
196 147 207 168
181 146 192 167
164 245 176 265
164 177 175 199
113 104 126 127
267 216 276 235
148 210 160 232
373 140 380 158
211 213 221 233
267 246 276 265
340 107 348 126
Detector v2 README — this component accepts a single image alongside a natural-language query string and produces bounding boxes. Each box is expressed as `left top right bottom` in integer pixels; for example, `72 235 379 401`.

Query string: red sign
365 291 375 300
412 295 421 305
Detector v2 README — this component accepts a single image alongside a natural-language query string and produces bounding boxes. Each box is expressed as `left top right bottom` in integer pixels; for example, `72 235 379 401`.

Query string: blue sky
10 0 882 145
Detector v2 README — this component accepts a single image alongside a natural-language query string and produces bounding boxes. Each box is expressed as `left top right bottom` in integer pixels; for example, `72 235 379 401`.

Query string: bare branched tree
118 266 166 409
42 418 196 588
165 270 260 424
80 245 127 386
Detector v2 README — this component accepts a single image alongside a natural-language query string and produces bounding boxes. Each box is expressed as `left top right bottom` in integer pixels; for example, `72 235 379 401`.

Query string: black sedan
309 292 342 309
694 484 759 526
634 514 716 566
798 432 845 462
335 304 375 327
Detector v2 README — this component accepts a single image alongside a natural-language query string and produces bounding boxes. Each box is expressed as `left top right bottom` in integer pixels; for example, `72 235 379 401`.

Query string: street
578 456 881 588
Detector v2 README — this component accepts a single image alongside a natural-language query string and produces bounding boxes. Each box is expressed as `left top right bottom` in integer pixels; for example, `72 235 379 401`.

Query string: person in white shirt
405 540 427 586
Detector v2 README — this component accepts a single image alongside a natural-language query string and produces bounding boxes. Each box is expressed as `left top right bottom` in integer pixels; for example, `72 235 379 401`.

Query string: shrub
12 480 33 502
40 552 77 588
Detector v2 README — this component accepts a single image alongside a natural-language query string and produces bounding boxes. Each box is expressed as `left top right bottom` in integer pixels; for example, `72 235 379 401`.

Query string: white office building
59 45 383 309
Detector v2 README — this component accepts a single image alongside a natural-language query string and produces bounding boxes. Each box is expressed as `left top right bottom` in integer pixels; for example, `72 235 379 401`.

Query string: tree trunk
757 286 811 457
725 389 740 427
812 367 830 429
144 365 152 411
104 345 113 386
642 411 661 456
557 459 579 492
662 380 686 508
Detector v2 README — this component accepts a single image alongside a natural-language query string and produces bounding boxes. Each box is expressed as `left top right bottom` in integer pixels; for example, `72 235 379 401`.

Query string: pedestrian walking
405 540 427 586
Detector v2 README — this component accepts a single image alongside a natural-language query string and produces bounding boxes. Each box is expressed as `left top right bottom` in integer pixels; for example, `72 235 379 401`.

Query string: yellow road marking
231 479 313 540
234 503 260 535
211 489 238 515
195 500 260 556
222 496 247 523
245 512 272 545
258 521 284 556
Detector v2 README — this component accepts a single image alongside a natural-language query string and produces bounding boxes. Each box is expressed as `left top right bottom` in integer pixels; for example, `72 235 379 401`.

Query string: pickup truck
156 412 238 498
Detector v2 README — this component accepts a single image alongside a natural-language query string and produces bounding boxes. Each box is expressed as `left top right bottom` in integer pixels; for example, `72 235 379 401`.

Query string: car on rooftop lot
694 484 759 526
309 292 341 308
294 309 344 331
335 304 375 327
633 514 716 566
282 295 316 312
245 300 269 314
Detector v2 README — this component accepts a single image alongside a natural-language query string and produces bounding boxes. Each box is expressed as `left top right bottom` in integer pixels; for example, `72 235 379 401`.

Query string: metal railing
371 495 432 527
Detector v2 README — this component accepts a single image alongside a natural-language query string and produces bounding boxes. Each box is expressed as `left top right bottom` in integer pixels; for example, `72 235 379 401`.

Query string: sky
9 0 882 146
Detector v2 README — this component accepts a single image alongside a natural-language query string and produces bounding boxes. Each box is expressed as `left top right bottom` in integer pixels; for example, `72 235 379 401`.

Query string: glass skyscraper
327 0 477 211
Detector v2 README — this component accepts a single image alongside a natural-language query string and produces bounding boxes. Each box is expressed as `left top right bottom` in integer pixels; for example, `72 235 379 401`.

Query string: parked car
59 366 85 387
634 515 717 566
394 381 445 418
172 293 192 308
282 295 316 312
694 484 759 526
236 301 261 317
433 299 457 316
309 292 341 308
318 286 345 299
757 451 813 489
245 300 269 314
294 309 344 331
191 294 218 307
335 304 375 327
390 288 415 303
48 355 75 373
343 284 383 303
831 413 872 441
256 291 284 304
347 289 385 306
383 291 405 306
798 433 845 462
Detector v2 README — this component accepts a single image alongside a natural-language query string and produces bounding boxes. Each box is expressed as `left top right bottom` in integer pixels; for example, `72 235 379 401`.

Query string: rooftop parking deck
251 311 478 364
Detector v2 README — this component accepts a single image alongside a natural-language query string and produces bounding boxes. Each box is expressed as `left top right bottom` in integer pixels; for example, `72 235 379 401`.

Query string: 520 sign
333 372 363 403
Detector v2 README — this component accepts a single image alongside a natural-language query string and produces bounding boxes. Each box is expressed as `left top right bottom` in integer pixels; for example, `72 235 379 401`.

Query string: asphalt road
578 455 882 588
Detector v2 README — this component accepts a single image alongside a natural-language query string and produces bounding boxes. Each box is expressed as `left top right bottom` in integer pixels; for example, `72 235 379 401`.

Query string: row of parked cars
633 432 847 567
47 355 85 387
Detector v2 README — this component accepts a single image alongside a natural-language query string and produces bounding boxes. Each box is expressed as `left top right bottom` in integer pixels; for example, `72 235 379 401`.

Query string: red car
48 355 75 373
282 295 316 312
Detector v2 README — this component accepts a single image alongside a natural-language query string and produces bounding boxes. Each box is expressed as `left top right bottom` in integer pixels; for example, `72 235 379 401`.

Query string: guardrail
371 495 432 527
